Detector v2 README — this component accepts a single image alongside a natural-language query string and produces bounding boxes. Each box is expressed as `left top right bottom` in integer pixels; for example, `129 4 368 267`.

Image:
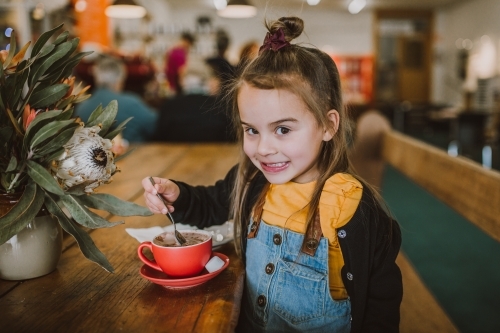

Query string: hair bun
268 17 304 42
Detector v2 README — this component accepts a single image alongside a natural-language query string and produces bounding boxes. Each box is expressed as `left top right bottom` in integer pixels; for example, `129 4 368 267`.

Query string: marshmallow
205 256 225 273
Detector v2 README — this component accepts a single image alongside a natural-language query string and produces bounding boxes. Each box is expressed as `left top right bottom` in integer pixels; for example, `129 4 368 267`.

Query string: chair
451 111 491 165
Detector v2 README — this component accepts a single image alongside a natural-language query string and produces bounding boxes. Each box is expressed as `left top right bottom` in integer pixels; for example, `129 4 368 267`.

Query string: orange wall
73 0 110 47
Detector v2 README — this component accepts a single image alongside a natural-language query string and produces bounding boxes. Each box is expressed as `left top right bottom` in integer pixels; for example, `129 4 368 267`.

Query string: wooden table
0 143 242 333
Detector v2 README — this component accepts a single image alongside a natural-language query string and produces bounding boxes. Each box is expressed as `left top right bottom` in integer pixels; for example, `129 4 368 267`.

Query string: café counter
0 143 242 333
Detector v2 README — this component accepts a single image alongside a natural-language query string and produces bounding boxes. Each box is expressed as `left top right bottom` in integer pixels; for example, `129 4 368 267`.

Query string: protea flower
52 124 116 193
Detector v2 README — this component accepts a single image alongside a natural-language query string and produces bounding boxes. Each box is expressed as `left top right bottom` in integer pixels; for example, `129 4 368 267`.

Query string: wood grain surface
0 143 241 333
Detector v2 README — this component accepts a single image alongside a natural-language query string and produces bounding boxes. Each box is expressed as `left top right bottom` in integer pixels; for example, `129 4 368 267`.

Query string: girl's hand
142 177 180 214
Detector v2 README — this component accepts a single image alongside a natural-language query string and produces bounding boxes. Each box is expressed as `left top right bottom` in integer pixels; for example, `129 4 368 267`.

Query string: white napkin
125 224 197 243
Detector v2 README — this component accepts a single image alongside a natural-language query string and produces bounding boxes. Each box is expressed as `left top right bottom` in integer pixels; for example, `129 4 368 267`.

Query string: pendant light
105 0 147 19
348 0 366 14
217 0 257 19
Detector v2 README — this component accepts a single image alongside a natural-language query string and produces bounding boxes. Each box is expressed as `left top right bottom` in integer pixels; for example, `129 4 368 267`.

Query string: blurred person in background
75 55 158 143
164 32 196 96
152 61 233 143
205 29 235 92
236 40 259 74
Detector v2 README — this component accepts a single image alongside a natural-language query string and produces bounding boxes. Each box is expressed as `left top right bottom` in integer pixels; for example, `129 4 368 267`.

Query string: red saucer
139 252 229 289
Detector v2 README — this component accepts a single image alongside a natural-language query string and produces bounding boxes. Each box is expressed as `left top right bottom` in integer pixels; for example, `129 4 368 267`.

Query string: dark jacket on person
152 94 234 142
170 165 402 333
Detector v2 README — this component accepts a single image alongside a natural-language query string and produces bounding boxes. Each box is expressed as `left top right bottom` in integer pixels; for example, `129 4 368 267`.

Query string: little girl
142 16 402 333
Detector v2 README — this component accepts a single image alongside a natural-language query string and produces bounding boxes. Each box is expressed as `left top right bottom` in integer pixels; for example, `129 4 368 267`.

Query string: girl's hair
228 16 371 257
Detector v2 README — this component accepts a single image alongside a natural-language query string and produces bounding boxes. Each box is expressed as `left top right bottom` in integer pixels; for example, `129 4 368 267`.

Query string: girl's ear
323 109 339 141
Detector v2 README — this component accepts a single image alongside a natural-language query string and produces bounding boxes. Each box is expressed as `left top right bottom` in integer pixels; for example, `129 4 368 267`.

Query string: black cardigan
171 165 402 333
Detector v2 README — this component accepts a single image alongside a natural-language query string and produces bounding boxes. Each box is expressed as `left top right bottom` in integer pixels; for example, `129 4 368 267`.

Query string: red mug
138 229 212 278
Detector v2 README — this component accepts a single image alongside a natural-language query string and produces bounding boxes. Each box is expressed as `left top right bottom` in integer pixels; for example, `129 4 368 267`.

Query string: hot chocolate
153 231 210 247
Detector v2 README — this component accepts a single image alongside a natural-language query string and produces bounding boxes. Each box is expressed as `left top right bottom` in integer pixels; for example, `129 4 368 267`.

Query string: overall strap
300 209 323 256
248 182 270 239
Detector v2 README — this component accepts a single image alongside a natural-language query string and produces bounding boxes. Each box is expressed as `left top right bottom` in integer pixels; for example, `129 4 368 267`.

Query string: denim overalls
236 186 351 333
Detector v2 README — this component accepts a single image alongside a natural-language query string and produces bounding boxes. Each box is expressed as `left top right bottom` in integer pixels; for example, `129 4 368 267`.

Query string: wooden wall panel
382 130 500 242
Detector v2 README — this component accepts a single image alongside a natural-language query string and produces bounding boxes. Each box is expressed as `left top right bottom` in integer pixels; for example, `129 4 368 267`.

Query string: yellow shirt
261 173 363 300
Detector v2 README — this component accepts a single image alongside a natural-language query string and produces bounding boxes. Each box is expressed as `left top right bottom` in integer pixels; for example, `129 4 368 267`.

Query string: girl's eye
276 127 290 135
245 127 258 135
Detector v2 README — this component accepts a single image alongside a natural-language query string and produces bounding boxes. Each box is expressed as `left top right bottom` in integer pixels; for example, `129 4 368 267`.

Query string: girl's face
238 83 338 184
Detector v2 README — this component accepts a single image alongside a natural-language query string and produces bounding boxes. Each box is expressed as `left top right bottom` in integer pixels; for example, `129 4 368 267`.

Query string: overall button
265 263 275 274
347 272 353 280
273 234 282 245
250 222 257 232
305 238 319 250
257 295 267 307
338 230 347 238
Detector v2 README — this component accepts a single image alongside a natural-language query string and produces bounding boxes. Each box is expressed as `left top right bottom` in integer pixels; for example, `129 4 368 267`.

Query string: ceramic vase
0 192 63 281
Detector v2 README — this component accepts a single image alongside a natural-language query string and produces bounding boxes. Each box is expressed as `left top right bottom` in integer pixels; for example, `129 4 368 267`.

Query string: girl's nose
256 136 277 156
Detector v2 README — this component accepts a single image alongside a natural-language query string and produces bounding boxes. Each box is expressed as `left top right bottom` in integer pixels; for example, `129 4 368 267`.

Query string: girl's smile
260 161 289 173
238 83 337 184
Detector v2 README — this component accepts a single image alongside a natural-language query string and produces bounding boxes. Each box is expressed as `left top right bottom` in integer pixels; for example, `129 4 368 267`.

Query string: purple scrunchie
258 28 290 54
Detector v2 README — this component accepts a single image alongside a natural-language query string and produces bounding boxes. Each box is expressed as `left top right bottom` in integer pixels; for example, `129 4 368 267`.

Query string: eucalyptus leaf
29 83 70 109
29 41 73 86
25 109 63 140
45 38 80 73
104 117 132 140
33 123 78 157
42 51 92 85
75 193 152 217
87 104 103 124
60 195 124 229
57 56 88 81
30 118 75 149
11 61 29 114
38 44 55 58
65 181 94 196
52 31 69 45
30 23 63 57
28 79 51 100
26 160 65 196
44 192 114 273
5 156 17 172
0 180 44 245
55 108 74 121
86 100 117 136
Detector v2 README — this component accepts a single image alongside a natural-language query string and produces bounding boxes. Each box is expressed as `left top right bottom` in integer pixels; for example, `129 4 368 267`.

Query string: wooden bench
350 111 500 332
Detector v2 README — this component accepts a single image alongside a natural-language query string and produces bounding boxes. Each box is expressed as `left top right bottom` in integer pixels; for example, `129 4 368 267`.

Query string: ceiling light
307 0 321 5
213 0 227 11
348 0 366 14
105 0 147 19
32 3 45 20
217 0 257 19
75 0 87 12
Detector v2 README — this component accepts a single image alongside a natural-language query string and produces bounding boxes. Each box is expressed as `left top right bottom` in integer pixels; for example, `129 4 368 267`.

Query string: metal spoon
148 177 187 246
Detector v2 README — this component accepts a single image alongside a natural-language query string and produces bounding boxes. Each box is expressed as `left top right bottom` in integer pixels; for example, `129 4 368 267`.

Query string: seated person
75 55 158 143
152 63 234 143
